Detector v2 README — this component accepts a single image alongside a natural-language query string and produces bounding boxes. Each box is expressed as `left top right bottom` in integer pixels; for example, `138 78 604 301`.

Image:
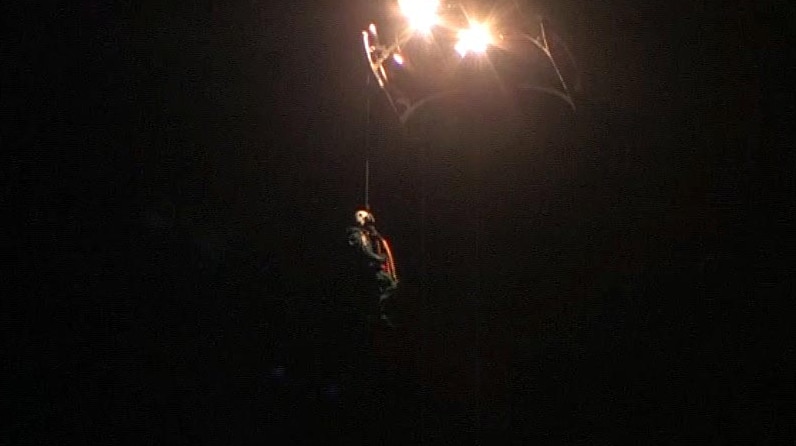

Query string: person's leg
376 272 398 327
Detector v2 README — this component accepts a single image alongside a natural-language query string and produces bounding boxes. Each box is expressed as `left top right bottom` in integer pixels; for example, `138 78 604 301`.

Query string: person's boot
380 313 395 329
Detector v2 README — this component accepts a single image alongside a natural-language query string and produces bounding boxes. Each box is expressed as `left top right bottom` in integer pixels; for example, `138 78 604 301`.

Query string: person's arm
348 227 386 262
347 227 361 247
362 237 387 262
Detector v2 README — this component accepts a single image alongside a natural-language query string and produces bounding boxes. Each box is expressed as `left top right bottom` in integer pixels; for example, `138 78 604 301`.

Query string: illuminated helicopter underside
363 0 579 124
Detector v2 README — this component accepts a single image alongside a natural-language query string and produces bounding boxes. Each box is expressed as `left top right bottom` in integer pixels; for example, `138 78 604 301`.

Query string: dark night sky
4 0 794 443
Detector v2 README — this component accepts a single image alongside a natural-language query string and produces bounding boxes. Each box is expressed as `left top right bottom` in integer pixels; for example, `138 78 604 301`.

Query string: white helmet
355 209 375 226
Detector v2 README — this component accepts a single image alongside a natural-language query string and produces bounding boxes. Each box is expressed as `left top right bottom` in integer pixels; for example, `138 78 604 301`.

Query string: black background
4 0 794 443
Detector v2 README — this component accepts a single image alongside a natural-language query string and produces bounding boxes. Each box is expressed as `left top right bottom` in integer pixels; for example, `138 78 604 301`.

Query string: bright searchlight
455 22 493 57
398 0 441 34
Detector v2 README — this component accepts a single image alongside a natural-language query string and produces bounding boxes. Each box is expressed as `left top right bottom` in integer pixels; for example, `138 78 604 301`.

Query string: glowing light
455 22 493 57
393 53 405 65
398 0 440 34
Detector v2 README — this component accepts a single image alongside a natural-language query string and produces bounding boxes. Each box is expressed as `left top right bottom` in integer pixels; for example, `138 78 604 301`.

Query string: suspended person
347 208 398 327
